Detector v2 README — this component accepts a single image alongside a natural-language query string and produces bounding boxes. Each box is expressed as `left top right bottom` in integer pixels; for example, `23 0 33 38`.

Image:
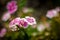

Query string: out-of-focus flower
9 16 36 31
25 16 36 25
37 24 46 32
6 1 17 14
9 17 20 31
18 18 28 28
22 7 33 13
9 17 20 27
46 10 58 18
55 7 60 12
2 12 11 21
0 28 6 37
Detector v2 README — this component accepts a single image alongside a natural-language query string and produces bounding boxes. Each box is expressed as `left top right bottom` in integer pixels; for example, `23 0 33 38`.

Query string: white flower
25 16 36 25
46 10 58 18
2 12 11 21
37 24 46 32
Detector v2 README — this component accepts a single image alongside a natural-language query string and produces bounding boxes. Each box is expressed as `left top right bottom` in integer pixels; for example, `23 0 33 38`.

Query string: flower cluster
9 16 36 31
2 1 18 21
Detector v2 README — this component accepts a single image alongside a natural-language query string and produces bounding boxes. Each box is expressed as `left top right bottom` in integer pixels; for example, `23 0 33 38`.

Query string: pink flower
46 10 58 18
2 12 11 21
9 16 36 31
37 24 46 32
0 28 6 37
9 17 20 27
9 17 28 31
9 17 20 31
6 1 17 14
25 16 36 25
18 18 28 28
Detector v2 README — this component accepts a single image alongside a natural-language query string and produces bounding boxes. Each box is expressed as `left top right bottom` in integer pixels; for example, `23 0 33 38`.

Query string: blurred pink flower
9 17 20 27
9 17 28 31
25 16 36 25
6 1 17 14
2 12 11 21
46 10 58 18
37 24 46 32
18 18 28 28
9 16 36 31
0 28 6 37
9 17 20 31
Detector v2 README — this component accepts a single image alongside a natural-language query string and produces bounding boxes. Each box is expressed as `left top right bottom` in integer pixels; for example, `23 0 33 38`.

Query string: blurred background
0 0 60 40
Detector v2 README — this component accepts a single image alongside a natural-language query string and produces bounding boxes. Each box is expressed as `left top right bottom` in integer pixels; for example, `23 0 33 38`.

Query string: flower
9 17 20 27
46 9 58 18
18 18 28 28
9 16 36 31
6 1 17 14
2 12 11 21
9 17 20 31
0 28 6 37
37 24 46 32
25 16 36 25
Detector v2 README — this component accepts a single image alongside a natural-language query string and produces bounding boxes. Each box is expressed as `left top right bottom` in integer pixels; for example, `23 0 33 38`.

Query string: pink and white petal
0 28 6 37
46 10 58 18
25 16 36 25
9 17 20 27
2 12 11 21
18 18 28 28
